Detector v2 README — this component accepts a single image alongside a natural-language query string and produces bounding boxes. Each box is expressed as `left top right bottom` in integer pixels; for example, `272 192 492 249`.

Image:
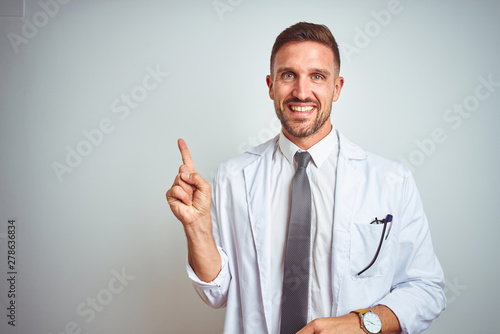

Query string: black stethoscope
357 214 393 276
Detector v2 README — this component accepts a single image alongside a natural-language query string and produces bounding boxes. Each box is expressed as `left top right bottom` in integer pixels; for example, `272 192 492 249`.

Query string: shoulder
338 131 411 179
215 135 278 177
366 151 410 177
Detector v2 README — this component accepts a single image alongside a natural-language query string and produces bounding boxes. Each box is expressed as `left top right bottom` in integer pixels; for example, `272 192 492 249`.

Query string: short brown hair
270 22 340 75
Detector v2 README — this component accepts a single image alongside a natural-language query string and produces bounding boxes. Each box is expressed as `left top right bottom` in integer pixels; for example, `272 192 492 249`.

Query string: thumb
180 172 210 194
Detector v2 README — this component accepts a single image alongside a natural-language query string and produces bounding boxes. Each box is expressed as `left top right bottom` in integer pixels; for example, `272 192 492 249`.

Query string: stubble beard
275 102 332 138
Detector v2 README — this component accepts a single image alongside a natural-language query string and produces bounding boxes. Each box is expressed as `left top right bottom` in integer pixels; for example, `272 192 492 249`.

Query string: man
167 22 445 334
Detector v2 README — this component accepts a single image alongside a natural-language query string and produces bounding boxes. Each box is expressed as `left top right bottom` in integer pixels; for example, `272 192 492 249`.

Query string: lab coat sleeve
186 168 232 309
377 171 446 334
186 245 230 309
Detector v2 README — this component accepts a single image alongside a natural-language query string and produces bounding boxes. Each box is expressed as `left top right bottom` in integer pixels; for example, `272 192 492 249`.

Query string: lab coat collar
337 131 367 161
246 129 367 162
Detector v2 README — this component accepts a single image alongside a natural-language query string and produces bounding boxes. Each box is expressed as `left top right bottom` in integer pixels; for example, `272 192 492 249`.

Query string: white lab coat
188 131 446 334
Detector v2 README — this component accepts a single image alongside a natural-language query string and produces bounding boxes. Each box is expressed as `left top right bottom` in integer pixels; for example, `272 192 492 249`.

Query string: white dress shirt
270 127 339 333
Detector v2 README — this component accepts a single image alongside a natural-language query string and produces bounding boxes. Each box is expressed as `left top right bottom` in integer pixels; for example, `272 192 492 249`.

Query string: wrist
183 215 212 235
184 218 220 282
184 217 216 257
344 313 366 334
351 309 382 334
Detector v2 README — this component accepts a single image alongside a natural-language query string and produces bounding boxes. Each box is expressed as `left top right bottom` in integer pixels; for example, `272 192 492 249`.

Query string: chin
285 124 316 138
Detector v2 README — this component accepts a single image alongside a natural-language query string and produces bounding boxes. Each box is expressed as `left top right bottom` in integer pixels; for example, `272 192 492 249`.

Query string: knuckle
310 319 321 330
171 185 184 198
182 184 194 195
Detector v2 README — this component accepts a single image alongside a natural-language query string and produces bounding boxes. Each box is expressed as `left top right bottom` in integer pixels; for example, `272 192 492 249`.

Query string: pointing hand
166 139 211 226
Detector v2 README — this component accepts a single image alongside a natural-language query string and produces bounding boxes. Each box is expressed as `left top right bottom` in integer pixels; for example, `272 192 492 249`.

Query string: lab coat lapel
243 138 276 333
331 131 367 316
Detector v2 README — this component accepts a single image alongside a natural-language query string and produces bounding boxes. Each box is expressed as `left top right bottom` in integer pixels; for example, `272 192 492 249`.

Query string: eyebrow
310 68 331 77
276 67 331 77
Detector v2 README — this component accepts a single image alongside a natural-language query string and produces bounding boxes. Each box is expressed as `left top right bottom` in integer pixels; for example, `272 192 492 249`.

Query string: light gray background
1 0 499 333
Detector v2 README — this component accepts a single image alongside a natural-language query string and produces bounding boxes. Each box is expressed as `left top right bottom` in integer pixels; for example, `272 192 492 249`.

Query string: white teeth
290 106 314 112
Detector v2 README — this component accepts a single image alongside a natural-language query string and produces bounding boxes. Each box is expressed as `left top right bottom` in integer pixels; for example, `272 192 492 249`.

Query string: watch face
363 311 382 333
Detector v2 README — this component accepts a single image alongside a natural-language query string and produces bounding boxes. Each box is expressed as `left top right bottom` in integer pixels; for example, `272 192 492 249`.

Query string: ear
332 76 344 102
266 75 274 100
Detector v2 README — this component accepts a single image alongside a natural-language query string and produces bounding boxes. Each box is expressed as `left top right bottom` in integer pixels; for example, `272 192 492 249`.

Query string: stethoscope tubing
357 214 392 276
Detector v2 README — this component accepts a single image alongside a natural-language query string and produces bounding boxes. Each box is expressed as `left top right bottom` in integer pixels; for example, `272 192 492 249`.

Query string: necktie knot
296 151 312 169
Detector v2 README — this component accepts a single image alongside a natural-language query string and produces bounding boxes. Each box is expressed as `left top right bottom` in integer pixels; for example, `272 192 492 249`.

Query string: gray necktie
280 151 312 334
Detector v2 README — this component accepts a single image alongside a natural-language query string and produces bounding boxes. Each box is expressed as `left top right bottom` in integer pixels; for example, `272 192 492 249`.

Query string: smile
290 106 314 112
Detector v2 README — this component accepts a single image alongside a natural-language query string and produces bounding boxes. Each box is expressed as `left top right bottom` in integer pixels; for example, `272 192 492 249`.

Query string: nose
292 76 311 101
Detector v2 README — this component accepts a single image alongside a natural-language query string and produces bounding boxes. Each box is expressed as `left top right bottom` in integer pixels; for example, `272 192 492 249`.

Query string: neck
283 120 333 150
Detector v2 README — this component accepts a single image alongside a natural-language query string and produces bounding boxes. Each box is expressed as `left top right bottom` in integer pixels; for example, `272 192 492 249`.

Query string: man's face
266 41 343 143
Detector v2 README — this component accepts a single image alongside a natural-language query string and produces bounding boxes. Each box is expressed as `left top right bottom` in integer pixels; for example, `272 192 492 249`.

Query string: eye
281 72 295 80
312 74 324 80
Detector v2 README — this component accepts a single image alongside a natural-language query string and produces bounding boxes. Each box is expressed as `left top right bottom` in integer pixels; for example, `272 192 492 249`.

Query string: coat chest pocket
349 222 394 279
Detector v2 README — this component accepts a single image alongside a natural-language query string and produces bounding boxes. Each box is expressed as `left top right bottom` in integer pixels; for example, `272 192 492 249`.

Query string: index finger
177 138 195 172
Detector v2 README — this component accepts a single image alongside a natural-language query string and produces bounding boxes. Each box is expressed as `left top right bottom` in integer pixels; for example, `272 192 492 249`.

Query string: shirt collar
278 124 339 168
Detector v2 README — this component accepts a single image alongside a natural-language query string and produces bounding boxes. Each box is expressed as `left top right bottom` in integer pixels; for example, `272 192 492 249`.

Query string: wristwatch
351 309 382 334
